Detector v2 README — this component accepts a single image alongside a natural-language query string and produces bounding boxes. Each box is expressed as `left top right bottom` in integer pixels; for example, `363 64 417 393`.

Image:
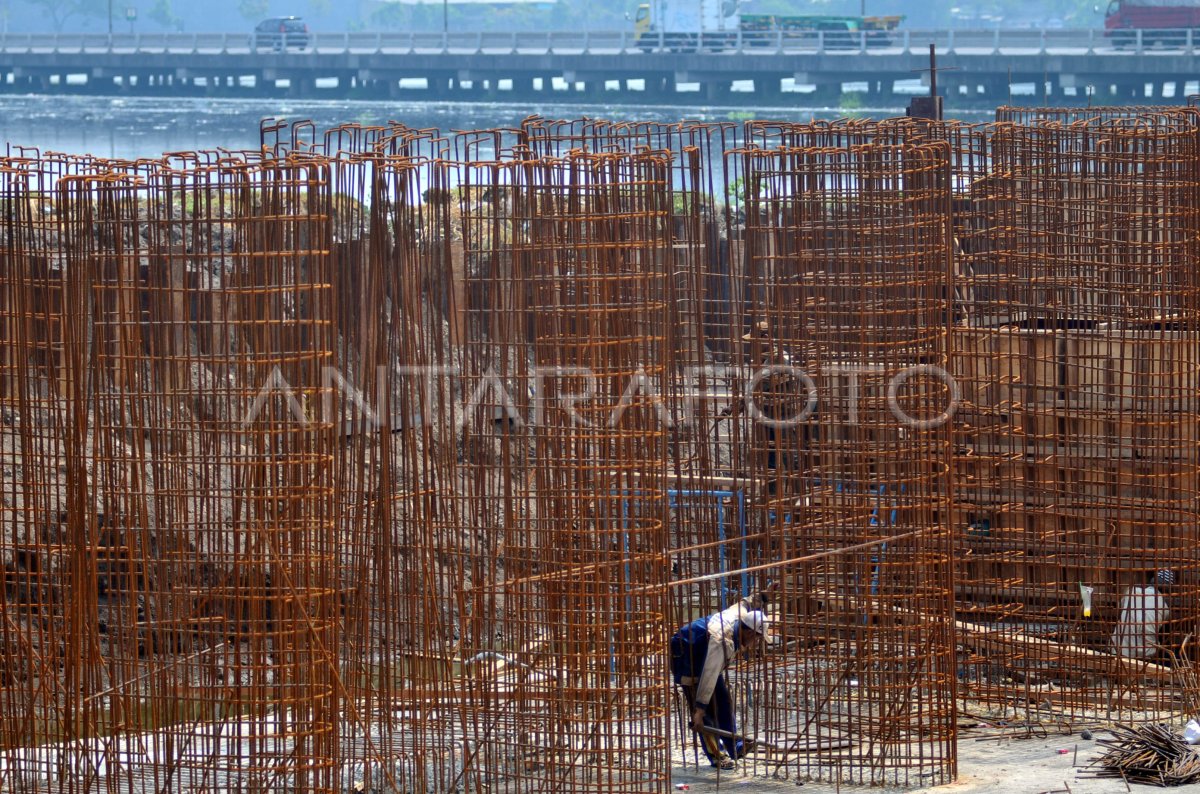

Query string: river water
0 94 995 160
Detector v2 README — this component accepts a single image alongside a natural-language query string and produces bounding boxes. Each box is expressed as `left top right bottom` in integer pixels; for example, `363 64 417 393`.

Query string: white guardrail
0 28 1196 56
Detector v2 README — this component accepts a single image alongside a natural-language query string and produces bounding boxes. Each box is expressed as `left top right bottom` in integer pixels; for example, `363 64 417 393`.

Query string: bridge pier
871 79 895 101
454 78 483 100
1121 81 1147 99
290 76 315 98
640 75 669 101
984 77 1009 101
579 78 608 102
510 76 539 100
811 82 840 104
757 77 782 104
703 80 730 103
368 78 391 99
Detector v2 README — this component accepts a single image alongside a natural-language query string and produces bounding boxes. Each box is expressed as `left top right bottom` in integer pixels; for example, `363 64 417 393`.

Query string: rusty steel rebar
1082 723 1200 786
954 115 1200 723
0 111 1196 792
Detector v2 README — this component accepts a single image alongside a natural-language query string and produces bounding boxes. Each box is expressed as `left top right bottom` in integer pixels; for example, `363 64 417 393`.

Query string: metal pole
443 0 448 34
929 42 936 96
108 0 112 35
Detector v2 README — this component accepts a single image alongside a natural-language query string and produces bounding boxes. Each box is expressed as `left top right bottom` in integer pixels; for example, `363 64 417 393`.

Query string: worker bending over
670 601 769 770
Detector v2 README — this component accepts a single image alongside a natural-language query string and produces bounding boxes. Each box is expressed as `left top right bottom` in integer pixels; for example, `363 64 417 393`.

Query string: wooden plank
811 587 1176 683
450 239 466 350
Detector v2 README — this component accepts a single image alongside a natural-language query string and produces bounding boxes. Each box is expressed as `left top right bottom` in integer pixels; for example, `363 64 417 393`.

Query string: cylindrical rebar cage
453 150 673 792
953 116 1200 721
707 142 959 785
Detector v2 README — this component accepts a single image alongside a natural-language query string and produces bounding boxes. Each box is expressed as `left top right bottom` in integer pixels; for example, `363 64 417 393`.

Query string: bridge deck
0 28 1194 103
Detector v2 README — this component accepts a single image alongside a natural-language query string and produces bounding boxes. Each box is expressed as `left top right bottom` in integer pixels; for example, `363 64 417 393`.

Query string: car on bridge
254 17 310 51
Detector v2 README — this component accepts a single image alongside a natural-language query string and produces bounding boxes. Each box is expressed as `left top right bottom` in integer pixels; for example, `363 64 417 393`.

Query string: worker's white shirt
1111 585 1168 660
694 603 746 707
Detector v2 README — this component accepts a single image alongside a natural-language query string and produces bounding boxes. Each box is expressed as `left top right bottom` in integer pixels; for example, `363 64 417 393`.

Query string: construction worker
670 601 769 770
1112 569 1174 660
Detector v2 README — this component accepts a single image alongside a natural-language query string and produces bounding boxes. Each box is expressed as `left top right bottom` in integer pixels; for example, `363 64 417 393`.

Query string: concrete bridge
0 28 1197 104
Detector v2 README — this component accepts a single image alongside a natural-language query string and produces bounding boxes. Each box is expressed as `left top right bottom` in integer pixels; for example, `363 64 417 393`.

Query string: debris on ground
1082 723 1200 786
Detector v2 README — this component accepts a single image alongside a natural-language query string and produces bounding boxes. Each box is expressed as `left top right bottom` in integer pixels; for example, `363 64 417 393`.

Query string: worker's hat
739 609 771 641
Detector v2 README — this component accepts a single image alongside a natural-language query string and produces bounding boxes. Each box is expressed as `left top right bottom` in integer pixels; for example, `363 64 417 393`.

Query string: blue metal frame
615 487 751 607
764 480 903 617
667 489 749 608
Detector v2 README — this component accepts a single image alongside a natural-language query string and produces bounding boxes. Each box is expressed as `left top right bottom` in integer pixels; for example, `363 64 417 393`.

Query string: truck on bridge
632 0 903 50
1104 0 1200 44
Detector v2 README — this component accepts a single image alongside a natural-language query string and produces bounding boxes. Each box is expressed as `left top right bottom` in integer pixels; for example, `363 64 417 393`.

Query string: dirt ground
670 726 1181 793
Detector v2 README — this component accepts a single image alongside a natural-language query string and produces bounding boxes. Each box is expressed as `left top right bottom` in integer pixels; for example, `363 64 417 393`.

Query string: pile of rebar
1084 724 1200 786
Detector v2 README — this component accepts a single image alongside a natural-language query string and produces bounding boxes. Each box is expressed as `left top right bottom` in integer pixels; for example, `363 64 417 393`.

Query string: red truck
1105 0 1200 44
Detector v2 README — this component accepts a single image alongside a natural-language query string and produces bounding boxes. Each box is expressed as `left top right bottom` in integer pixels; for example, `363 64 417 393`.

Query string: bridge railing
0 28 1194 55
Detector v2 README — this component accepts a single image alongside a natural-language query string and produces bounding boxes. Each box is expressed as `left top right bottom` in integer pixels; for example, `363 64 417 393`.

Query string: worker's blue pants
683 677 746 765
